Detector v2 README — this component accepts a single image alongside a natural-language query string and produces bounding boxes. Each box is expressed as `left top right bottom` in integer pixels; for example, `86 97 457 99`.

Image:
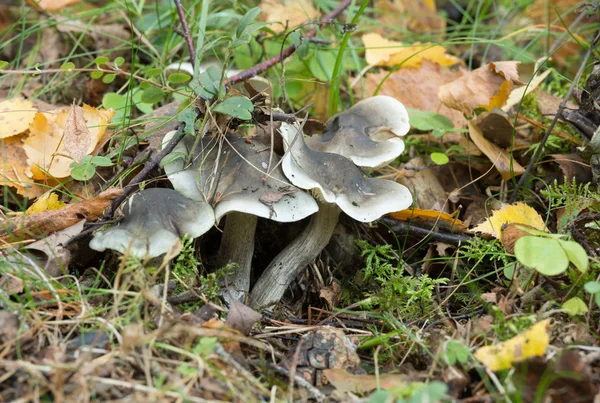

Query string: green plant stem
328 0 368 116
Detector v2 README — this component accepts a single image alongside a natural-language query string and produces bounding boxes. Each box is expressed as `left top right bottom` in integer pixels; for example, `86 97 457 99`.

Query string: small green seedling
70 155 113 181
584 281 600 308
513 226 588 276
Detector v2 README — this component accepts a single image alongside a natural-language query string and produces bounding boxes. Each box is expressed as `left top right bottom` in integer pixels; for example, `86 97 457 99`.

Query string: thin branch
224 0 353 87
173 0 196 67
509 30 600 203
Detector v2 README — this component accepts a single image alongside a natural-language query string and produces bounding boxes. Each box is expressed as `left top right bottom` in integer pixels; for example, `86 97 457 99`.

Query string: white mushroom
305 95 409 168
249 122 413 307
162 131 317 301
89 188 214 259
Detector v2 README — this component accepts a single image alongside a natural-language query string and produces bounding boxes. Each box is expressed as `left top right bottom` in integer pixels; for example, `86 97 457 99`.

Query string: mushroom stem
217 212 258 301
249 202 340 308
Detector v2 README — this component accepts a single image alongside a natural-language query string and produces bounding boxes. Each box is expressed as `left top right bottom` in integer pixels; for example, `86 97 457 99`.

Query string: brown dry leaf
226 299 262 336
394 157 449 212
374 0 444 34
361 60 467 128
0 187 122 243
26 0 81 11
0 99 37 139
24 104 114 179
324 368 408 393
63 104 91 163
260 0 318 33
467 121 524 180
472 202 547 240
439 61 523 116
319 281 342 307
0 134 45 198
362 33 461 68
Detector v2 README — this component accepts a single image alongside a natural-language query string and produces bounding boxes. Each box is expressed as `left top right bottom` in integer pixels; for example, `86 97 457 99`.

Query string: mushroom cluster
89 95 413 307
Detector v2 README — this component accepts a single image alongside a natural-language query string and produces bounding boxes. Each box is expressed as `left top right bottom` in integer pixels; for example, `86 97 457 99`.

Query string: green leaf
430 152 449 165
213 96 254 120
0 61 8 69
146 68 163 78
308 50 337 82
584 281 600 294
177 107 197 135
102 73 116 84
367 390 390 403
89 156 113 167
141 86 164 104
160 151 186 168
102 93 127 110
60 62 75 71
70 163 96 181
408 108 454 132
114 56 125 67
236 7 261 38
131 90 154 114
94 56 109 66
514 236 569 276
167 73 192 84
192 65 224 99
558 240 589 273
90 71 103 79
562 297 588 316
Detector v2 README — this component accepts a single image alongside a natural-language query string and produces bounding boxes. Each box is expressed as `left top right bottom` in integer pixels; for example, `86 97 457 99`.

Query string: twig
173 0 196 67
379 217 473 245
103 123 187 218
509 30 600 203
66 123 187 245
224 0 353 87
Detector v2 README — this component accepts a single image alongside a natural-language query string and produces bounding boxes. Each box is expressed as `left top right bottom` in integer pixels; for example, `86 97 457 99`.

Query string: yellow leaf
362 33 461 68
472 202 547 239
23 105 114 179
474 319 551 371
0 99 37 139
26 192 66 215
260 0 318 34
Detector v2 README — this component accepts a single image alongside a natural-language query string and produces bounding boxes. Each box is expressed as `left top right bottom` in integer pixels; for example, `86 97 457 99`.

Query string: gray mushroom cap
162 131 318 223
89 188 214 259
305 95 410 168
279 122 413 222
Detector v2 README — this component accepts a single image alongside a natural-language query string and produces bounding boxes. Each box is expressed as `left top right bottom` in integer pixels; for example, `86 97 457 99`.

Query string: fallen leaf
503 68 552 112
361 60 467 128
0 134 45 198
389 208 467 233
0 188 122 243
260 0 318 33
324 368 408 393
439 61 523 116
467 120 525 180
26 0 81 11
0 98 37 139
373 0 445 34
63 104 91 163
226 299 262 336
26 192 66 215
394 157 451 212
319 281 342 307
472 202 547 240
24 104 114 179
362 33 461 68
474 319 551 371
